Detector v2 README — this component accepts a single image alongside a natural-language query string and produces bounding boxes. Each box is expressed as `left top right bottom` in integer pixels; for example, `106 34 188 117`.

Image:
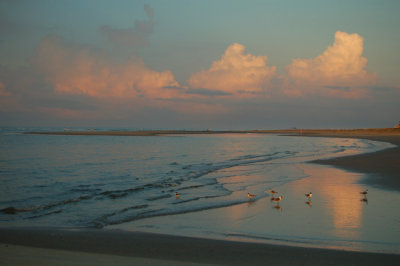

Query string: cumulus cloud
188 43 276 96
284 31 376 98
101 4 154 47
31 34 179 99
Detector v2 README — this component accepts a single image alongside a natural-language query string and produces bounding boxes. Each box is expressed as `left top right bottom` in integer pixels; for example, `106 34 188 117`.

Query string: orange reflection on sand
292 165 365 238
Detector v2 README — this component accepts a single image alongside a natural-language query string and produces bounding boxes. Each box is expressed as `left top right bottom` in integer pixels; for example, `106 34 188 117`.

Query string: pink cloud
32 34 180 99
166 100 231 115
188 43 276 97
0 81 15 113
284 31 376 99
0 82 11 96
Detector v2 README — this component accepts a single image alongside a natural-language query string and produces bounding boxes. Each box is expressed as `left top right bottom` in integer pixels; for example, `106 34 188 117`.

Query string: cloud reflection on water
292 164 365 240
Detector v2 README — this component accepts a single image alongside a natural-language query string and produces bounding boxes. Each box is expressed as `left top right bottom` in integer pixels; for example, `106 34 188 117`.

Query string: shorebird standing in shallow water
175 192 180 198
270 189 277 196
272 195 283 205
248 192 256 200
360 189 368 196
305 192 312 200
360 189 368 203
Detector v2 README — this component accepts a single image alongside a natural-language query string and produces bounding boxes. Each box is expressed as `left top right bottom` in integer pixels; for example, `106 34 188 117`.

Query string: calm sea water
0 127 393 231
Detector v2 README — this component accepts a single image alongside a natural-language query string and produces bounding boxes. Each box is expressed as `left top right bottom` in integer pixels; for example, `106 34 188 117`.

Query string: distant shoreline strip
25 128 400 137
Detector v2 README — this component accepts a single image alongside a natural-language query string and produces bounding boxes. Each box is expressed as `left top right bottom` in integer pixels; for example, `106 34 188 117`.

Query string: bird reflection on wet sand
360 198 368 204
247 200 255 206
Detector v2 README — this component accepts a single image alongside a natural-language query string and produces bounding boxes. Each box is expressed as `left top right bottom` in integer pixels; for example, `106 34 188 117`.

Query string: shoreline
25 128 400 137
26 128 400 191
2 128 399 264
1 227 400 265
307 134 400 191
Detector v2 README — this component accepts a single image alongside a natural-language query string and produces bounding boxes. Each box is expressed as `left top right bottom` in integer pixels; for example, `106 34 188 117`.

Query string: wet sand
305 134 400 191
1 227 400 265
2 128 399 265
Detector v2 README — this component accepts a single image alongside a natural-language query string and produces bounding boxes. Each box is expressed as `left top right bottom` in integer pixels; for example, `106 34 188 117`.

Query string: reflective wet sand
113 163 400 254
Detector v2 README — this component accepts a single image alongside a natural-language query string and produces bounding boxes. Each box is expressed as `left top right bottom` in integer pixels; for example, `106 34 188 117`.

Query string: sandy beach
1 227 400 265
310 134 400 191
2 128 400 265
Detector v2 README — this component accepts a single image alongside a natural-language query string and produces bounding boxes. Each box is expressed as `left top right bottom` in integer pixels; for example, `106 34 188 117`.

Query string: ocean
1 127 399 253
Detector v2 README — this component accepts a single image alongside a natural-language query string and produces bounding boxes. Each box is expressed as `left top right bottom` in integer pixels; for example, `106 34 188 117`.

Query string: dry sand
0 243 207 266
2 128 399 265
1 227 400 265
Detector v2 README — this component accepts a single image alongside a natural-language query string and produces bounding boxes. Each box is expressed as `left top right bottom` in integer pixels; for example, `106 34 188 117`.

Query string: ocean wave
91 199 247 228
2 133 390 229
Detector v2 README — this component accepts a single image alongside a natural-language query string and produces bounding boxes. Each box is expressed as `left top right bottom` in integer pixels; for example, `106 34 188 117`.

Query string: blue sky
0 0 399 128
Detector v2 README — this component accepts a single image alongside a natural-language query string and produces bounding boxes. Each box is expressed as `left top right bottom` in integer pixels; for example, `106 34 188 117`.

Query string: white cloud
284 31 376 98
188 43 276 97
31 34 179 99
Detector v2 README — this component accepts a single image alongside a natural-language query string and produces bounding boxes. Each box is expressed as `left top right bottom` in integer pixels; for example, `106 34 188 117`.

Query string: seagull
305 192 312 200
248 192 256 200
360 189 368 196
175 192 180 198
272 195 283 204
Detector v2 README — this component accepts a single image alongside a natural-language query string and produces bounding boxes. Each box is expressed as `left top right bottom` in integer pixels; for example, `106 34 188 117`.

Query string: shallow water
119 163 400 254
0 127 398 253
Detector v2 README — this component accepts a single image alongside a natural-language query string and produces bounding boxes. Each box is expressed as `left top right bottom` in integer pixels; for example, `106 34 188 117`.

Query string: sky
0 0 399 129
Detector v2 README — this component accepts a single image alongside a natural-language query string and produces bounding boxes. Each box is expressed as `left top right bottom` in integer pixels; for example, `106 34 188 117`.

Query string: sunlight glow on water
0 128 398 253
